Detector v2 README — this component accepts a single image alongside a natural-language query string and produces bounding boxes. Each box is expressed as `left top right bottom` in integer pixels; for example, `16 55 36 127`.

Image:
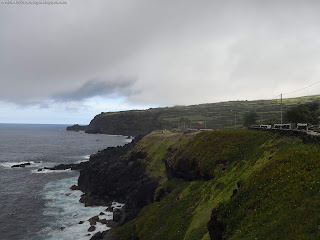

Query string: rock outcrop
164 148 214 181
66 124 87 132
11 162 31 168
78 136 158 223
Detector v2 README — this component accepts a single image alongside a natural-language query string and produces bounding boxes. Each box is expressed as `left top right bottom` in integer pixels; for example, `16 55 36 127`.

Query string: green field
87 95 320 136
157 95 320 129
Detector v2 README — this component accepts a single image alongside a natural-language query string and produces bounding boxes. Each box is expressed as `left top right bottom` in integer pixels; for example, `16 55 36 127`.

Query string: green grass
129 131 198 180
163 115 214 122
115 129 320 240
219 141 320 240
94 95 320 132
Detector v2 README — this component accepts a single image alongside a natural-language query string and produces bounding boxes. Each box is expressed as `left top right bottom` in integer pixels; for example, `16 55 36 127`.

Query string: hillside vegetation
115 129 320 240
80 95 320 136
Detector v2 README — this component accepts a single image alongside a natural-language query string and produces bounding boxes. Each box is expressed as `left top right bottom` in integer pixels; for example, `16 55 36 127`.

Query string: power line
270 94 281 101
265 80 320 102
269 80 320 125
282 80 320 96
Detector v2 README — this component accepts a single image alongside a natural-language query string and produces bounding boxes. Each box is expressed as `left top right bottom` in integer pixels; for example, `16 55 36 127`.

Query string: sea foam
32 176 115 240
0 161 53 169
31 168 73 174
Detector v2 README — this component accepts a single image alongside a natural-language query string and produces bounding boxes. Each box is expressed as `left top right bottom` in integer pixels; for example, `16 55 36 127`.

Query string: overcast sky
1 0 320 124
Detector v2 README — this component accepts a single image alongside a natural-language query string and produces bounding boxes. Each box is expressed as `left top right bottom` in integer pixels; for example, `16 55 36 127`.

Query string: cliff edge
78 129 320 240
84 110 165 136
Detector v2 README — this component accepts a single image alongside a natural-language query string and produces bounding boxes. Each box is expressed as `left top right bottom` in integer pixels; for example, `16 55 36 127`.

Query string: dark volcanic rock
37 162 86 172
78 136 158 223
231 189 238 198
105 206 112 211
49 162 85 171
90 232 104 240
207 207 225 240
70 185 80 190
88 216 99 226
113 209 122 222
154 188 165 202
88 226 96 232
11 162 31 168
237 180 244 189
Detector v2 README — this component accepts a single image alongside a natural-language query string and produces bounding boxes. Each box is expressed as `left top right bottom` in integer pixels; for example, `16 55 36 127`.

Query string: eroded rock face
164 149 214 181
78 136 158 223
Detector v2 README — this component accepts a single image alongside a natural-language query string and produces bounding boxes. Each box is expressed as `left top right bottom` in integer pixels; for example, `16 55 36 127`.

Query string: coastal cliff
85 110 165 136
78 129 320 240
78 136 158 223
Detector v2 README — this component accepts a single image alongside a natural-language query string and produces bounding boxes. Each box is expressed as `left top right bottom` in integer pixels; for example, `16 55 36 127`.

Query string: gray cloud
1 0 320 108
52 78 136 101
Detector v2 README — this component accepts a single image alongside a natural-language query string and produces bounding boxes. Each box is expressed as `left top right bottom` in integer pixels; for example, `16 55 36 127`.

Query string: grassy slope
97 95 320 131
127 131 198 180
116 130 320 240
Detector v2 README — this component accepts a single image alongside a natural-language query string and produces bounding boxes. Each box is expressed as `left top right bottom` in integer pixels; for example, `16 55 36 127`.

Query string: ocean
0 124 129 240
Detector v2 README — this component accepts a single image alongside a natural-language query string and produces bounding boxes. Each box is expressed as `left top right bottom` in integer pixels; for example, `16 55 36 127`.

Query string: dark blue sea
0 124 129 240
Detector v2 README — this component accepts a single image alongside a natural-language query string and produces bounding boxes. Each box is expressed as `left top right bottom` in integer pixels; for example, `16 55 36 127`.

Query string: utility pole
280 93 283 125
205 120 207 129
231 110 236 127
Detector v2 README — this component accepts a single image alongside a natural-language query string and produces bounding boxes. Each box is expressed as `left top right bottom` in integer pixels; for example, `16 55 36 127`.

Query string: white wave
111 202 125 210
0 161 52 169
35 177 115 240
0 161 31 168
74 160 89 164
67 155 91 164
31 169 73 174
75 155 90 163
124 138 133 143
68 155 91 160
98 212 113 220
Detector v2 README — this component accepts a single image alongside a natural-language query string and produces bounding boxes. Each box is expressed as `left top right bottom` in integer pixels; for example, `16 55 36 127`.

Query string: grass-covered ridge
116 129 320 240
85 95 320 136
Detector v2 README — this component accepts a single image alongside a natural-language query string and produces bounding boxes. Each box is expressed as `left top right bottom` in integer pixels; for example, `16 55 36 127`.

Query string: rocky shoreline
38 135 156 240
77 135 158 239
